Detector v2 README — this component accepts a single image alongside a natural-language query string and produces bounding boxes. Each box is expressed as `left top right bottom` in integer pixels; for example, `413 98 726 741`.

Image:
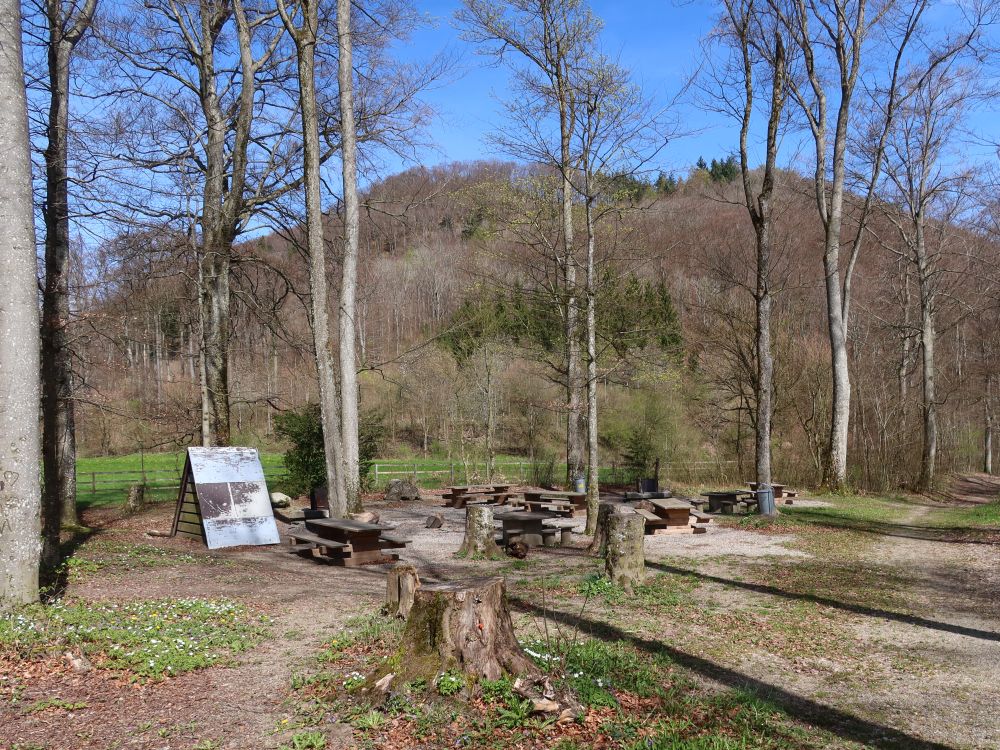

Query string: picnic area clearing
2 481 1000 749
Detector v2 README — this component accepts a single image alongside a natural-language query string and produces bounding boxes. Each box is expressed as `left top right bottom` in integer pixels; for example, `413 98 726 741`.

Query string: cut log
459 504 503 559
386 564 421 619
589 502 630 556
425 513 444 529
383 577 537 684
605 511 645 592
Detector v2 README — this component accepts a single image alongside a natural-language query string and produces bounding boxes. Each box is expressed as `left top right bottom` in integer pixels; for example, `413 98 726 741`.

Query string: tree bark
0 0 44 605
379 577 537 685
604 511 644 592
40 0 96 570
385 563 420 619
459 504 502 558
589 501 627 556
916 222 937 490
338 0 362 513
584 195 600 534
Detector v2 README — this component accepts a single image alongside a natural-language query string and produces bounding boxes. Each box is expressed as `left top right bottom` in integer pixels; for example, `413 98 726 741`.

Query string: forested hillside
75 160 1000 491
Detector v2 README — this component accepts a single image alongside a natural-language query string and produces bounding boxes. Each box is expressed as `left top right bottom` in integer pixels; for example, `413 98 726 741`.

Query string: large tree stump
458 504 502 558
605 510 645 592
385 564 421 619
382 577 536 684
588 501 628 556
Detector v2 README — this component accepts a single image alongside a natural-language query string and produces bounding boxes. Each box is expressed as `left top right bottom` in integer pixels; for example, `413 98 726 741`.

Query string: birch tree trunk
40 0 96 569
584 195 600 534
278 0 347 517
338 0 362 512
0 0 44 604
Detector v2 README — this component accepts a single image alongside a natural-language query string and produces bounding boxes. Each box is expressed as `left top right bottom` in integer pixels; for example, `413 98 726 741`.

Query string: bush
275 404 385 495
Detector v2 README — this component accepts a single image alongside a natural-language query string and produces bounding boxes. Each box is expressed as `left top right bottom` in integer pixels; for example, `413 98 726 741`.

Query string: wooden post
605 511 645 592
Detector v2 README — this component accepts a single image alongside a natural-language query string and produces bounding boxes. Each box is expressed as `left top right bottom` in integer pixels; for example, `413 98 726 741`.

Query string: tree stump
458 504 502 558
382 577 537 684
386 564 421 619
588 501 628 556
124 483 146 515
605 510 645 592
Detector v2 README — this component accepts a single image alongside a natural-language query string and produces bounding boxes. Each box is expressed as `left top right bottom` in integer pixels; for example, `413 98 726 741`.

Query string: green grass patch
0 598 269 679
929 499 1000 527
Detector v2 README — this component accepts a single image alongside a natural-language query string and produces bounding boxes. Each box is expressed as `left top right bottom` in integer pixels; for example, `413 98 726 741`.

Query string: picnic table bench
702 491 757 514
746 482 797 504
494 510 563 547
444 484 514 507
629 497 706 535
287 518 410 566
523 498 573 517
523 489 587 510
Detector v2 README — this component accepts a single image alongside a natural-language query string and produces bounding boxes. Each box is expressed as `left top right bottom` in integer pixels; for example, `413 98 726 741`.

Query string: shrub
275 404 385 495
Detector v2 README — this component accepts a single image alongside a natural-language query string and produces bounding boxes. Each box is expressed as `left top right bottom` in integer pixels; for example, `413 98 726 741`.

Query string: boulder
384 479 421 503
270 492 292 509
351 511 380 524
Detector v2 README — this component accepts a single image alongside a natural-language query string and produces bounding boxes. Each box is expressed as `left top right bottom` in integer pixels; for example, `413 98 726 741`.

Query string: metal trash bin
573 475 586 494
756 486 776 516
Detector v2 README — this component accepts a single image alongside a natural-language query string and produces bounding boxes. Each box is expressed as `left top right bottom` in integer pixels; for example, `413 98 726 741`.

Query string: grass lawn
75 451 286 510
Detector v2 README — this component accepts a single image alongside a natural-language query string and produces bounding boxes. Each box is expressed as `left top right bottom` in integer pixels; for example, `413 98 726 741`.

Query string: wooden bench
691 510 713 523
286 528 348 555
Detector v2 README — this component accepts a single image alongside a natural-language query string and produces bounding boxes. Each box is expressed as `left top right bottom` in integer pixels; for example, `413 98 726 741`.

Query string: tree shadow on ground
648 560 1000 642
783 508 999 544
510 596 957 750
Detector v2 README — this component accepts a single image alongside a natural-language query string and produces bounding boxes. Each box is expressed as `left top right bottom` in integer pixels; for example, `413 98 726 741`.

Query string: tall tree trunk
40 0 96 571
584 195 600 534
985 403 993 476
0 0 44 604
280 0 348 516
562 114 582 488
915 223 936 490
338 0 362 512
824 249 851 487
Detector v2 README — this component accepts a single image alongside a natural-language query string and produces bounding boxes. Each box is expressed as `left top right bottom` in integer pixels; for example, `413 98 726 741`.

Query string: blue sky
392 0 729 179
382 0 1000 185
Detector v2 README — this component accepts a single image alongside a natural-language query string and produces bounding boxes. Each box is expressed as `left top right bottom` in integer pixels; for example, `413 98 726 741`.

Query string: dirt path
934 472 1000 505
848 503 1000 749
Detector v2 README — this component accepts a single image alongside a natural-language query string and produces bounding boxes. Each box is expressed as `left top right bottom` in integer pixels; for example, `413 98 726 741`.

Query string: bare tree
711 0 787 495
100 0 294 446
458 0 600 487
0 0 44 605
878 63 979 489
571 56 668 529
277 0 348 515
35 0 97 571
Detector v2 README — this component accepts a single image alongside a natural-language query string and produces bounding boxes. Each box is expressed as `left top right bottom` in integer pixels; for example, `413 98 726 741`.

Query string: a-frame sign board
170 447 280 549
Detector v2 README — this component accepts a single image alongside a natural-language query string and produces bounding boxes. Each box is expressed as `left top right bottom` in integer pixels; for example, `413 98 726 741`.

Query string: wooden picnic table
747 482 786 497
523 489 587 508
702 491 756 514
287 517 408 566
494 510 561 547
523 499 573 517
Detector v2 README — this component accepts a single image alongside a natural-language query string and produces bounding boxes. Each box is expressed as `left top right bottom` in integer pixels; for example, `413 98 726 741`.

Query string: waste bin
756 486 776 516
573 475 586 494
